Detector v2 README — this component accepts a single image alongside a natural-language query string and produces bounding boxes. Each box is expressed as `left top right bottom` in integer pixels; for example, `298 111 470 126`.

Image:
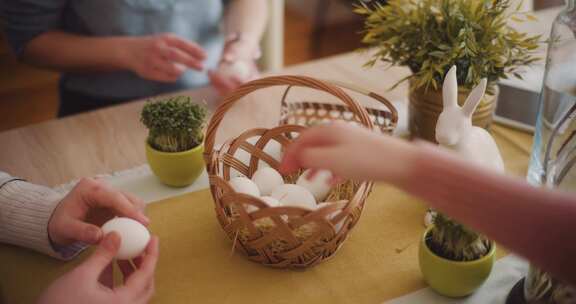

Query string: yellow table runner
0 125 531 304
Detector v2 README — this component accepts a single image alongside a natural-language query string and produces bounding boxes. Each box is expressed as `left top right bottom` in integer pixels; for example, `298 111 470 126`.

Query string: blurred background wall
0 0 566 132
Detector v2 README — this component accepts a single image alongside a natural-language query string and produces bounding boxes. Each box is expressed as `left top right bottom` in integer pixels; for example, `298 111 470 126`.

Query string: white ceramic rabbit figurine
424 66 505 227
435 65 505 172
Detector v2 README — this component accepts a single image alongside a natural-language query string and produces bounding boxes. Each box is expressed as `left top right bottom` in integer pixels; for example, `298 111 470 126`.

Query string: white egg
224 137 283 177
101 217 150 260
271 184 317 209
247 137 283 167
229 176 260 197
219 60 251 81
244 196 281 213
251 167 284 196
296 169 333 201
260 196 281 207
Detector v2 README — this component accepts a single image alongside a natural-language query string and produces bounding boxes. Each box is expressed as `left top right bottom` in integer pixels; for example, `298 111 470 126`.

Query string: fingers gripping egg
252 167 284 196
218 60 251 81
271 184 316 209
101 217 151 260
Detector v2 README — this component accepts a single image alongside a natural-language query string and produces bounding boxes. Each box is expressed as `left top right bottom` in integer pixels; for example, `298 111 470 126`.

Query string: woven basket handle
204 75 374 160
325 80 398 125
280 79 399 126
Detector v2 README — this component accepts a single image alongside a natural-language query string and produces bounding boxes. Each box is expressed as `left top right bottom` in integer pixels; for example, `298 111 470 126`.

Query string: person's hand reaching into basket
279 122 418 182
279 122 576 286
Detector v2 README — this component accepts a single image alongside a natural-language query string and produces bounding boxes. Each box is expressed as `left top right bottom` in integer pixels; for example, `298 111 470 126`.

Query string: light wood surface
0 49 536 304
1 183 432 304
0 8 558 304
0 51 533 187
0 52 410 187
2 4 561 178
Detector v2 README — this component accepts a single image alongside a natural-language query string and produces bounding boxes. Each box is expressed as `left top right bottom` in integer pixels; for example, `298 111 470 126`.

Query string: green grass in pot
420 212 495 297
141 96 208 153
428 213 490 261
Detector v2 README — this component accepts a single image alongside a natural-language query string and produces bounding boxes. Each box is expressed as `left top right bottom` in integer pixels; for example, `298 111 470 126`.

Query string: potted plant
419 213 496 297
141 96 208 187
356 0 540 142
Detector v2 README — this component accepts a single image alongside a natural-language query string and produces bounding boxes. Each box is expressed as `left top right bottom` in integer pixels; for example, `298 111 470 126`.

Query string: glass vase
519 1 576 303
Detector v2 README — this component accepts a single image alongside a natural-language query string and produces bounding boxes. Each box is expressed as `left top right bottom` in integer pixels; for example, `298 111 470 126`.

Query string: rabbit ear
442 66 458 108
462 78 487 117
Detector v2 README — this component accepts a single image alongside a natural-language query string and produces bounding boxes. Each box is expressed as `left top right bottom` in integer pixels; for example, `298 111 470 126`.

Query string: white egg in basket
297 169 333 201
271 184 316 210
229 176 260 197
252 167 284 196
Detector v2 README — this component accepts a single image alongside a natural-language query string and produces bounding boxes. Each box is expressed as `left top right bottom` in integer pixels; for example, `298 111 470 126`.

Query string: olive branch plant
356 0 542 93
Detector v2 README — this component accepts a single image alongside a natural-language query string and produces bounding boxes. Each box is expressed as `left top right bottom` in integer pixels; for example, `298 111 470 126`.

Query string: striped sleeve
0 172 85 260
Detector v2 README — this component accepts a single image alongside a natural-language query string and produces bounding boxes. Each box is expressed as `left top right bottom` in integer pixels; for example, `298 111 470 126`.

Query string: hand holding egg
218 60 252 81
101 217 151 260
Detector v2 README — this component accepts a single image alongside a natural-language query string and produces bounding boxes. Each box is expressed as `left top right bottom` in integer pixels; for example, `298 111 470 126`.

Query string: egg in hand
218 60 251 81
101 217 150 260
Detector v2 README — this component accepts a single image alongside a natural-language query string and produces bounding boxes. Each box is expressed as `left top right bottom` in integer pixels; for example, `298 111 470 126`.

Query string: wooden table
0 52 412 187
3 7 564 301
0 52 532 186
6 5 561 186
0 51 535 304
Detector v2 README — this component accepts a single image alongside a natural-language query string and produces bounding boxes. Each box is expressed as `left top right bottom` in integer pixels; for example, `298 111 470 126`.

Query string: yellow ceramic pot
419 227 496 298
145 142 205 187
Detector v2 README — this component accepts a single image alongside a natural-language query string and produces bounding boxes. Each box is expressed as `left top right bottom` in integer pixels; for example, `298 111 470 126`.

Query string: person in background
0 172 159 303
0 0 268 116
279 123 576 286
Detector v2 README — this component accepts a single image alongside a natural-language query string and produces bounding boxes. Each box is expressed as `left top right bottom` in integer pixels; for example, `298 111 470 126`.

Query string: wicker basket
204 75 398 268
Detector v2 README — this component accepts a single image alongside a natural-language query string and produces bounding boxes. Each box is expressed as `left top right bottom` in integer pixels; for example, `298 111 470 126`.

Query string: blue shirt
1 0 225 99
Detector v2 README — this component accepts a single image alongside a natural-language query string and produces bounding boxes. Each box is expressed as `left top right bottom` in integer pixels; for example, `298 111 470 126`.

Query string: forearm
22 31 132 72
0 172 85 260
224 0 268 47
391 142 576 285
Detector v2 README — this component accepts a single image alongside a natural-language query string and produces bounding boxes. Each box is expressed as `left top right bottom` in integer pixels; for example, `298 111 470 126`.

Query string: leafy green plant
141 96 208 153
356 0 541 92
427 213 491 261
